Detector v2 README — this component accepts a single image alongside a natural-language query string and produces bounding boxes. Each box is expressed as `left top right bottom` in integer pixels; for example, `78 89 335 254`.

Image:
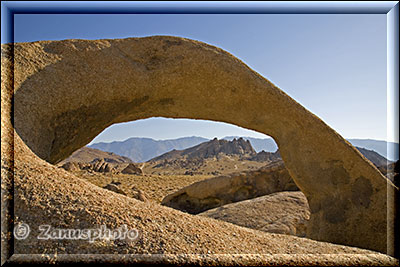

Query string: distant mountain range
90 136 208 162
64 137 391 178
89 136 399 162
347 139 399 161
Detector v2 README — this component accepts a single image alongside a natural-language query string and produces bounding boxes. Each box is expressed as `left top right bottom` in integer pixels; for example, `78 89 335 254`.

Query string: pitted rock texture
162 161 297 214
3 36 397 255
199 191 310 237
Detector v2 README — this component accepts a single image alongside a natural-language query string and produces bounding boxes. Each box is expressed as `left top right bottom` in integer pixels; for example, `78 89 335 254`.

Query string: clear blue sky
13 12 391 143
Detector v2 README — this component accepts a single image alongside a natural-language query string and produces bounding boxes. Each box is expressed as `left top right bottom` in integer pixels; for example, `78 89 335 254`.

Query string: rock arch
10 36 395 253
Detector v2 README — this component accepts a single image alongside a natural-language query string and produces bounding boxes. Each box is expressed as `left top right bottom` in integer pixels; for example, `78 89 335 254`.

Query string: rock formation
60 161 80 172
162 145 393 214
4 36 397 256
149 137 257 162
199 191 310 237
61 159 114 173
161 161 297 213
121 163 143 175
132 186 148 202
250 150 281 162
103 183 127 195
90 159 111 172
59 146 133 165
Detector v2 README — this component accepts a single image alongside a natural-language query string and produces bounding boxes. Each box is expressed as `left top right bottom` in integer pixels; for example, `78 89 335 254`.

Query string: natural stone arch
11 36 395 253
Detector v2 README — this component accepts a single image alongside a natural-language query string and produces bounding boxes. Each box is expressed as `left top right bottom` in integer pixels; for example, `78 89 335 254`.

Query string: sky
12 10 393 143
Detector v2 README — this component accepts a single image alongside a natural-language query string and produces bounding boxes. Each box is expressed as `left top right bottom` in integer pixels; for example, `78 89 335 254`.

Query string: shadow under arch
12 36 395 254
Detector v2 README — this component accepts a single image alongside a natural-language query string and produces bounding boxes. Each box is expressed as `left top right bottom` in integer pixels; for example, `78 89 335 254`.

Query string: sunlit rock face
161 161 297 214
199 191 310 237
5 36 397 254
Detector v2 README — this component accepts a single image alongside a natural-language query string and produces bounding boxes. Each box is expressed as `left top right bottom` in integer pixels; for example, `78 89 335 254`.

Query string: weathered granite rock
199 191 310 237
92 159 110 172
103 183 127 195
5 36 397 254
161 161 297 214
121 163 143 175
61 159 114 173
132 186 148 202
60 161 80 172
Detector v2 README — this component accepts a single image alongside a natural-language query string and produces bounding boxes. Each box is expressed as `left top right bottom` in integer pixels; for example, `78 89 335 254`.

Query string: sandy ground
74 170 213 203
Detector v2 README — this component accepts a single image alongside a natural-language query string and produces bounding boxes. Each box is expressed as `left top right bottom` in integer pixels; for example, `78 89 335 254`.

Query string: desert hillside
143 138 278 176
60 146 133 164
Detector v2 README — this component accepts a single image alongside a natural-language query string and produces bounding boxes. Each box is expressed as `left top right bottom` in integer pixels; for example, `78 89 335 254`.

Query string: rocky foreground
1 134 395 265
199 191 310 237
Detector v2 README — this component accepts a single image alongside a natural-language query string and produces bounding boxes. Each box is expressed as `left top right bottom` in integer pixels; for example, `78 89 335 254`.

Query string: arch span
12 36 395 253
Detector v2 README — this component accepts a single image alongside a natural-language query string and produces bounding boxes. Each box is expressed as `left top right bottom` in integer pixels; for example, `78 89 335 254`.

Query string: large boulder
60 161 80 172
199 191 310 237
161 161 297 214
5 35 397 255
91 159 111 172
132 186 148 202
121 163 143 175
61 159 114 173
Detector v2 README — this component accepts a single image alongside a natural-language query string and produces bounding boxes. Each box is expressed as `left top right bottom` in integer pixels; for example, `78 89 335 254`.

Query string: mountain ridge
148 137 258 162
89 136 399 162
90 136 209 162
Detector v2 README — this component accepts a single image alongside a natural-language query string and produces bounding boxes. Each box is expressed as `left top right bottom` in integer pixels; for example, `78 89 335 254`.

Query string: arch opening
57 117 310 237
11 36 395 254
57 116 393 238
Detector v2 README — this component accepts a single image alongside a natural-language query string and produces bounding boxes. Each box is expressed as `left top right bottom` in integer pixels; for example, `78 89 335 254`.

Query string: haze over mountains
89 136 399 162
347 139 399 162
90 136 208 162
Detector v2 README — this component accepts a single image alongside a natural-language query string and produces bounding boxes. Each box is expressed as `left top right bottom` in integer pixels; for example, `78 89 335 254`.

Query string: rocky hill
59 147 132 165
149 137 257 162
223 136 278 152
357 147 391 167
348 139 399 161
90 136 208 162
250 150 281 162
